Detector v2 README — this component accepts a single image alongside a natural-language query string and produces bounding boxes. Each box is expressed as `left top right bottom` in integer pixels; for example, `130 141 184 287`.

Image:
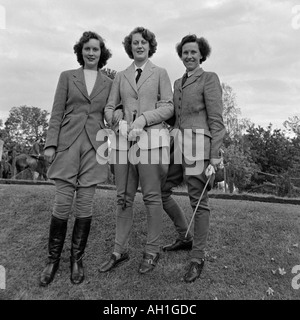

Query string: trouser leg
139 149 168 255
40 179 74 286
161 141 193 241
161 194 193 241
52 179 75 220
191 203 210 261
113 158 138 254
185 160 210 262
144 204 163 255
114 205 134 254
74 185 96 218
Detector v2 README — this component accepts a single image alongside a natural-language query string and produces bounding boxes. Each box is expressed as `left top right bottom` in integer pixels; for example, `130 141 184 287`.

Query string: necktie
136 68 142 83
182 72 188 86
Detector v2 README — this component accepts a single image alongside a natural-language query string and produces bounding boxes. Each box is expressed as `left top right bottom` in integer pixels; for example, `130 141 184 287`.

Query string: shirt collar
186 65 201 77
134 60 148 72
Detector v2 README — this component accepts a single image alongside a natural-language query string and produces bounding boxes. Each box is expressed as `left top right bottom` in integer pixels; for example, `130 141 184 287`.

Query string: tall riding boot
70 217 92 285
39 215 68 286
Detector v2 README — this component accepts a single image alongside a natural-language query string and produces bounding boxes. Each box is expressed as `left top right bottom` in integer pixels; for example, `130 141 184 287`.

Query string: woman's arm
204 72 226 160
104 72 122 127
44 71 68 149
141 68 174 126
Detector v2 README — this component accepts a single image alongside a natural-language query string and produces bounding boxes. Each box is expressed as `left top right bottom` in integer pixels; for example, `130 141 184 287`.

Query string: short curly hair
123 26 157 59
73 31 112 69
176 34 211 63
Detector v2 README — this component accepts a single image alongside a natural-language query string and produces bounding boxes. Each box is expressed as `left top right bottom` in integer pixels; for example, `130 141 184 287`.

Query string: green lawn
0 184 299 300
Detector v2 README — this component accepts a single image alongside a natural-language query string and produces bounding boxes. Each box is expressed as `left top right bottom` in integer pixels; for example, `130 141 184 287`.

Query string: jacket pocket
61 105 74 127
192 126 212 138
61 117 71 127
98 119 106 129
62 105 74 120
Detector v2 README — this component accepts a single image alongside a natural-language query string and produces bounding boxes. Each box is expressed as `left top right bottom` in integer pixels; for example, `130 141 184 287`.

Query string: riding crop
185 164 215 238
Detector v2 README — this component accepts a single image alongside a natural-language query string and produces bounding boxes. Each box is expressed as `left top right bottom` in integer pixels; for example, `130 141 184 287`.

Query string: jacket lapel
175 78 182 93
182 67 204 89
72 67 90 101
72 68 108 101
89 71 107 100
136 60 154 90
124 63 138 93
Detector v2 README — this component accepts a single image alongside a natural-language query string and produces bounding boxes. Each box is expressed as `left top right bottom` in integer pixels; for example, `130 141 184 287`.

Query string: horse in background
8 139 50 181
0 159 12 179
0 147 12 179
14 153 49 180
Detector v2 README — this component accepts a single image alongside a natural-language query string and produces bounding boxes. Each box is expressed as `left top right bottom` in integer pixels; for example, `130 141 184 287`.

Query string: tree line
221 83 300 197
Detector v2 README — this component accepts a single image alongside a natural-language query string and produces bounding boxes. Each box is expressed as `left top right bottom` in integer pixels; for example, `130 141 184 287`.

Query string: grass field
0 184 300 300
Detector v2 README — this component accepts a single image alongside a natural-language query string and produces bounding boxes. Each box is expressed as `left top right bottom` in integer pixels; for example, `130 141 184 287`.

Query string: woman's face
181 42 201 72
131 33 149 64
82 39 101 70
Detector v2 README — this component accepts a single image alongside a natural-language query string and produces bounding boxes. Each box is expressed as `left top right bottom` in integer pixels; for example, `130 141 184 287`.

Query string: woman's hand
118 120 129 139
112 109 124 126
128 115 146 141
210 158 222 171
130 115 146 131
44 147 56 163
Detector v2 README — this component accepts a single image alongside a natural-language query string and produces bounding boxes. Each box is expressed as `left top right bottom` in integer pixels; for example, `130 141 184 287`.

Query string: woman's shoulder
59 68 81 77
202 70 222 88
203 70 220 79
99 71 113 83
114 68 126 77
149 61 167 73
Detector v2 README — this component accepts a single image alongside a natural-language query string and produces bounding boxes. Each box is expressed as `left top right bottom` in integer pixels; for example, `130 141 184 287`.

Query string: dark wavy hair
176 34 211 63
123 26 157 59
73 31 112 69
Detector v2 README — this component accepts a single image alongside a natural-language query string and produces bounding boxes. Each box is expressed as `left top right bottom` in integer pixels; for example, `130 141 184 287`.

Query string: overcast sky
0 0 299 131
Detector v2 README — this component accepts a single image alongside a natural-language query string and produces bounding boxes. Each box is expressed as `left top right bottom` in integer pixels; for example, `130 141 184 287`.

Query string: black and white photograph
0 0 299 306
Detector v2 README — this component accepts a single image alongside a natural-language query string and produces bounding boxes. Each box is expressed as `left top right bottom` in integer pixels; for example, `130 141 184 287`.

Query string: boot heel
70 256 84 284
39 260 60 286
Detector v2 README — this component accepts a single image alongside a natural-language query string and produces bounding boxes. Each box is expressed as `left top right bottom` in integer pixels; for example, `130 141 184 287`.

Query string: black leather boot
70 217 91 285
39 216 68 287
